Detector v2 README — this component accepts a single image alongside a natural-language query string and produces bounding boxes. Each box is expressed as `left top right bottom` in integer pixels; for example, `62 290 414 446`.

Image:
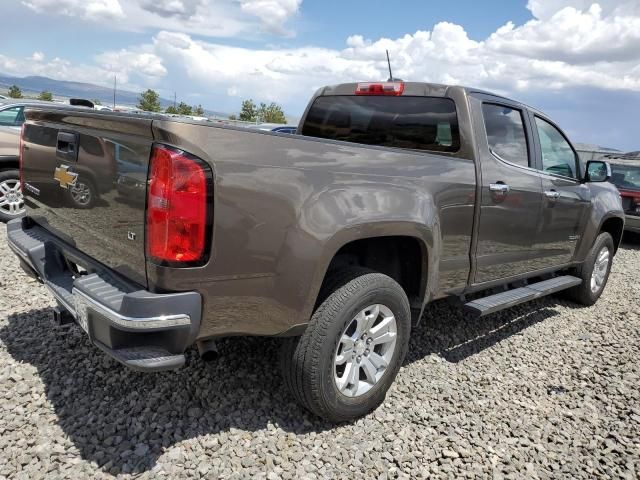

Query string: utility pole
173 92 177 109
113 75 117 109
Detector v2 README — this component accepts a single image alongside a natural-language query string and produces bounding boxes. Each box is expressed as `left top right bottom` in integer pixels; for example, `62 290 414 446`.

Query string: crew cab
7 81 624 421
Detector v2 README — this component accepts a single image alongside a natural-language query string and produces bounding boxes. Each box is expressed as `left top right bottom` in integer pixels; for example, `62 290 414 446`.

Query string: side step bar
464 275 582 317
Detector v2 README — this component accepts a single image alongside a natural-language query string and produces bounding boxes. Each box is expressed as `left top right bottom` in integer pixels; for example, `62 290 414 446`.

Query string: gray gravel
0 223 639 479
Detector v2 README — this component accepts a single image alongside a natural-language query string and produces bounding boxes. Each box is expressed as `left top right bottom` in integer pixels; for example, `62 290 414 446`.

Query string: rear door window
301 96 460 153
611 164 640 191
0 107 24 126
482 104 530 167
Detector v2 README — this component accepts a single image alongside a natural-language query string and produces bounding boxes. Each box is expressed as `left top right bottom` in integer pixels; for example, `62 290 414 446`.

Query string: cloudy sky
2 0 639 150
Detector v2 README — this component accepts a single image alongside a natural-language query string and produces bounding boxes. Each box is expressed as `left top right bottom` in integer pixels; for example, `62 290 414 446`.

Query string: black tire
65 176 96 209
565 232 614 306
0 169 25 222
281 267 411 422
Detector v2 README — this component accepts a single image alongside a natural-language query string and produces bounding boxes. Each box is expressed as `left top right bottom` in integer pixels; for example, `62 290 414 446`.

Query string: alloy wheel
590 246 610 293
334 304 397 398
0 179 24 217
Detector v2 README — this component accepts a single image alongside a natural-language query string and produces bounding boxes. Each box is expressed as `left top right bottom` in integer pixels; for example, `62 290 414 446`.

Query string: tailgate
21 108 153 287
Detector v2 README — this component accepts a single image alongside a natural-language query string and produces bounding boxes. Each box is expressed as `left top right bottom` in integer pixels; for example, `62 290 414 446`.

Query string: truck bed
21 105 476 337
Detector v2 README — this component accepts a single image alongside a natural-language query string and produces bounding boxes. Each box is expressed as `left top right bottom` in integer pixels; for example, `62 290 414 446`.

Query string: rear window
301 96 460 153
611 164 640 191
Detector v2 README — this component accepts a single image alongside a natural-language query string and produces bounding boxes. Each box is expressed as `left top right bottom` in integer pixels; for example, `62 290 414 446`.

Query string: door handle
489 183 510 195
545 190 560 200
56 131 79 162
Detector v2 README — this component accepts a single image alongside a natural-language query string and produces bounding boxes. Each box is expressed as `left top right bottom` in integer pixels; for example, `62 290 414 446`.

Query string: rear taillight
19 124 26 192
355 82 405 96
146 144 212 265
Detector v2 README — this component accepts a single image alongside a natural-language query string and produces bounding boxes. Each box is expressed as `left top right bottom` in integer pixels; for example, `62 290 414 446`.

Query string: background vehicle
0 102 29 221
609 158 640 233
271 125 297 134
0 100 118 218
247 123 297 133
8 81 624 422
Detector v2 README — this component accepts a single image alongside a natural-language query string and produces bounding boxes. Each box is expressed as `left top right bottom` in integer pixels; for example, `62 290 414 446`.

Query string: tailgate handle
56 132 79 162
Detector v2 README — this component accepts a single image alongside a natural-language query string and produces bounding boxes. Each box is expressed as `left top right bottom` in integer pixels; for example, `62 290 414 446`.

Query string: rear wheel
565 232 614 306
0 169 25 222
281 268 411 422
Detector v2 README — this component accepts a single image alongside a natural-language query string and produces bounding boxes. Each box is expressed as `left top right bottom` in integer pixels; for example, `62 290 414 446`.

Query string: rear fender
282 184 438 324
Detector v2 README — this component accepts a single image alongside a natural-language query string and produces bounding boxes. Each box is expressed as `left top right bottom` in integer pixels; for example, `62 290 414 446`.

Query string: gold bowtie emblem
54 165 78 189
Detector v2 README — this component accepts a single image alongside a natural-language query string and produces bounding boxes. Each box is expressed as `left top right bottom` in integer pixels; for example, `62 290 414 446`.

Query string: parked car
247 123 296 133
271 125 297 134
0 100 116 220
8 81 624 422
0 102 28 221
609 159 640 233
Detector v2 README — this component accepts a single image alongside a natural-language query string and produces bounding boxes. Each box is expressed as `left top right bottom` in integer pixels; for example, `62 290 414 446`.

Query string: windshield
301 95 460 153
611 164 640 191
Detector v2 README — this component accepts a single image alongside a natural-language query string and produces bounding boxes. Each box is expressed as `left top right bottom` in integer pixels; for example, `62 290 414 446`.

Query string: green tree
38 91 53 101
239 99 258 122
92 98 102 105
8 85 22 98
193 104 205 116
176 102 193 116
228 114 237 121
165 105 179 114
137 89 161 112
257 102 286 124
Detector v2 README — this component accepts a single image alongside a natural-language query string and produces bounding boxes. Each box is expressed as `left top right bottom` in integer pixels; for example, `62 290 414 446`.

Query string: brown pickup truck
7 81 625 421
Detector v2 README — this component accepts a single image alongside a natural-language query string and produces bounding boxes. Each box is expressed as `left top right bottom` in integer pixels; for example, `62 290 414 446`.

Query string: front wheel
281 268 411 422
565 232 614 306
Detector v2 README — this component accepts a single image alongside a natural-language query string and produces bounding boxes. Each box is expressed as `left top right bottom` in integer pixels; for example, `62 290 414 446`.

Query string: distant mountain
0 74 230 118
574 143 621 153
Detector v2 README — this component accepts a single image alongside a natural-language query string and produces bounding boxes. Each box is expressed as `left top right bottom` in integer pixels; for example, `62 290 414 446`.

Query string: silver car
0 102 27 221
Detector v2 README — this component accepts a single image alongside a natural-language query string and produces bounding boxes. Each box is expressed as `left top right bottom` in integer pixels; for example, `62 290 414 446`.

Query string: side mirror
584 160 611 183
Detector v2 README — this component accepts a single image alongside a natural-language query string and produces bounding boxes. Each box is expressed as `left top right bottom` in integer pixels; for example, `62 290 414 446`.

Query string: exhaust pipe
197 339 219 362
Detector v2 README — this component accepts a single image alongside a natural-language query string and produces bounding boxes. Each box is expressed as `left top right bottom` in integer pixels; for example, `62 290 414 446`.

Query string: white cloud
8 0 640 115
0 47 166 93
96 49 167 78
0 54 122 87
22 0 301 38
22 0 124 20
526 0 640 20
488 3 640 63
145 0 640 111
238 0 302 35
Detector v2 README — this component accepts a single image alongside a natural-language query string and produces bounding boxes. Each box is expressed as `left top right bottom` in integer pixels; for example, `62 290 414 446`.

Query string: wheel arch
302 222 436 326
0 156 19 171
599 215 625 253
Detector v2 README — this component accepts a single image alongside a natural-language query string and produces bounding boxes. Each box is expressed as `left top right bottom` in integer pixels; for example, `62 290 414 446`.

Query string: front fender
574 183 625 261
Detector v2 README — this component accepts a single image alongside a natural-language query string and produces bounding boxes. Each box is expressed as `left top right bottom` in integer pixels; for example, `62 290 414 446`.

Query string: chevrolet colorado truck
7 81 625 422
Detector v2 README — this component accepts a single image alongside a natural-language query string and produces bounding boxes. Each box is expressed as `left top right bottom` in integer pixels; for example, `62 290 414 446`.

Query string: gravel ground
0 223 639 479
